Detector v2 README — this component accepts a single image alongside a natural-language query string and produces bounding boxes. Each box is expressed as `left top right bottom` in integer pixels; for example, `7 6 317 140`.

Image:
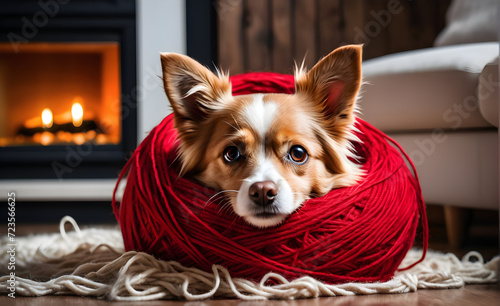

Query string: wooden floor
2 205 499 305
2 284 500 306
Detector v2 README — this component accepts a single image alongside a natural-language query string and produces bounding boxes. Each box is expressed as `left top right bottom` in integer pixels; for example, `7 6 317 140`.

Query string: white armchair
359 0 499 248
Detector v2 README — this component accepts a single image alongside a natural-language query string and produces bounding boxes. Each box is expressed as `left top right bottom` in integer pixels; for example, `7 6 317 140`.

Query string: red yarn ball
112 72 428 284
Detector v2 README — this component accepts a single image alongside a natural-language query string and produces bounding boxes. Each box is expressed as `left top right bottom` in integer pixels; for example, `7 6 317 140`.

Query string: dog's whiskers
204 190 239 208
216 198 234 215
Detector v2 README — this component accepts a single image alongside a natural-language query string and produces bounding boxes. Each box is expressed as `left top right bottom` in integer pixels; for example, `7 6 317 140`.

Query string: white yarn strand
0 216 498 301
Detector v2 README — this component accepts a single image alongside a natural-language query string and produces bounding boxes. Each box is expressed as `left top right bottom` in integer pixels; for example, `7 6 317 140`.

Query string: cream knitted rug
1 216 498 301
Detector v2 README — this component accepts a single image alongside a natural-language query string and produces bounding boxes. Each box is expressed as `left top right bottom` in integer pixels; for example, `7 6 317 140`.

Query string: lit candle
71 102 83 127
41 108 53 128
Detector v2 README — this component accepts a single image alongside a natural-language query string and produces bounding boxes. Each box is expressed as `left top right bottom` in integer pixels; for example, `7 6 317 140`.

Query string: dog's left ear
295 45 362 126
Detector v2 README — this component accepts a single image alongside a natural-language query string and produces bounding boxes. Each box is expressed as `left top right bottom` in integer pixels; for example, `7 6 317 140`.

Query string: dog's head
160 45 363 227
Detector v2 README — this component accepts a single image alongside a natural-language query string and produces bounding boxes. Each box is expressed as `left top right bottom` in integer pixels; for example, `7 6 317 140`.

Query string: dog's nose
249 181 278 206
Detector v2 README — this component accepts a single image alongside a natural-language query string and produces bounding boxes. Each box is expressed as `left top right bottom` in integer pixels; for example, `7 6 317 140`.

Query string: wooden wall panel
217 0 451 75
293 0 317 70
341 0 366 45
387 0 415 53
217 0 245 74
317 0 342 59
271 0 293 73
245 0 272 71
361 0 391 59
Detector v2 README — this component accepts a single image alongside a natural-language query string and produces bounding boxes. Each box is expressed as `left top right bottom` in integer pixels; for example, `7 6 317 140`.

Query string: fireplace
0 42 121 148
0 0 137 180
0 0 215 222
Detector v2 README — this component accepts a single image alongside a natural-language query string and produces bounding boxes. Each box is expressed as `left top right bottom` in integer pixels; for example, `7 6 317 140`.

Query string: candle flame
71 102 83 127
41 108 53 128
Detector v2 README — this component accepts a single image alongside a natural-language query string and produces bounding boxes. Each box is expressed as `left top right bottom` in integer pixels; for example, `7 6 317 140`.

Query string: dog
160 45 363 228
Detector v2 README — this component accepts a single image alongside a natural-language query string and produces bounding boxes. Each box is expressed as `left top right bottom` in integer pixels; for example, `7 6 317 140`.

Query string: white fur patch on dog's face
242 94 278 140
234 96 294 227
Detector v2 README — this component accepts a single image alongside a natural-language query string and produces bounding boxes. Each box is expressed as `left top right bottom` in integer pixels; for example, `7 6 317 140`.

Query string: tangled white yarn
0 216 498 301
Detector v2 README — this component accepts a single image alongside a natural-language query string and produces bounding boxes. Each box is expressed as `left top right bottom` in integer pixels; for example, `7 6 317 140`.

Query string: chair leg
443 206 467 249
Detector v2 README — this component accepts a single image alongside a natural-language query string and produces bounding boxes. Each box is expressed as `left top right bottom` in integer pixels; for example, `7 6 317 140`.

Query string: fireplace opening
0 42 121 148
0 0 135 180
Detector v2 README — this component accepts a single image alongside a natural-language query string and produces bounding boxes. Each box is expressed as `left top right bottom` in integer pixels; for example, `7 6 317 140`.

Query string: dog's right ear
160 53 231 126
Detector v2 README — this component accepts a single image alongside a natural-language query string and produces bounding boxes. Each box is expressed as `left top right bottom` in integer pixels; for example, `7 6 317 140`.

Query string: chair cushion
478 57 499 127
360 42 498 132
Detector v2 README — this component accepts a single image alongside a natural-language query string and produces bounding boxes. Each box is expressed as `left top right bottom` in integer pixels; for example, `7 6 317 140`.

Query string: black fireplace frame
0 0 137 179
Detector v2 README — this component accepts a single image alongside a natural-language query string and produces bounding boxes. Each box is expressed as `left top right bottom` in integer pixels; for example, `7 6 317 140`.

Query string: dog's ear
161 53 232 175
295 45 362 129
160 53 231 126
295 45 363 182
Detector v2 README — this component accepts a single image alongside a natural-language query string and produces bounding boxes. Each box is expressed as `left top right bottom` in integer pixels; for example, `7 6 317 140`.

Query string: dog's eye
223 146 241 163
288 145 308 164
